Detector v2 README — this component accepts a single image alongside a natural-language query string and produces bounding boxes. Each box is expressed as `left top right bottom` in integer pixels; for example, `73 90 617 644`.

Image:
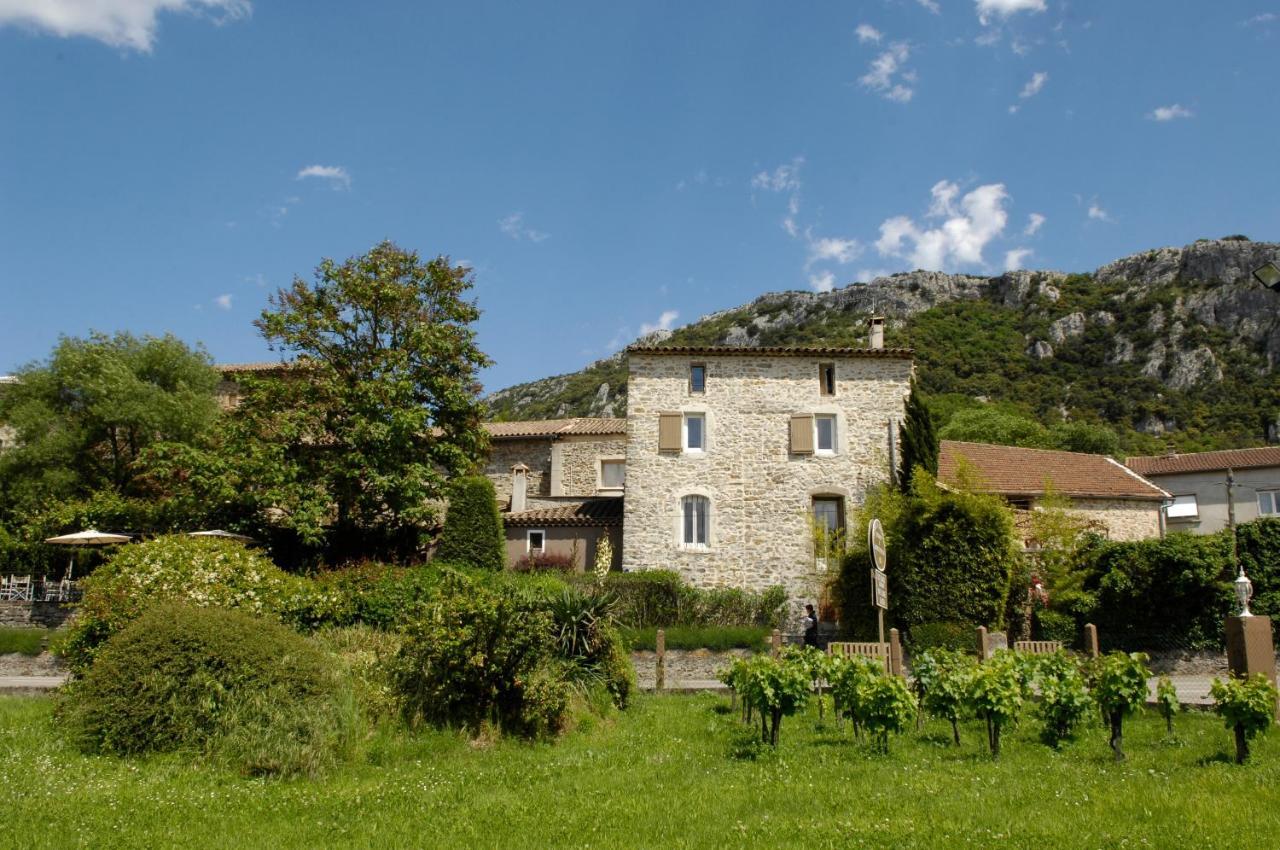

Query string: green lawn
1 693 1278 849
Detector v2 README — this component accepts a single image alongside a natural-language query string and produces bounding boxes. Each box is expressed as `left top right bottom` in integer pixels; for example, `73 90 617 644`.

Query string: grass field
1 693 1278 849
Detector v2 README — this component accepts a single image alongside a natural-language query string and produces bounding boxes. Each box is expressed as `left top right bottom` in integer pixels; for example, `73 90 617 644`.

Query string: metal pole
878 609 885 645
1227 468 1239 572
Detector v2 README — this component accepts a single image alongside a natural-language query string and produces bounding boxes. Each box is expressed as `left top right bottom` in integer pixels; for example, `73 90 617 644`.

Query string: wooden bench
1013 640 1063 655
827 641 891 672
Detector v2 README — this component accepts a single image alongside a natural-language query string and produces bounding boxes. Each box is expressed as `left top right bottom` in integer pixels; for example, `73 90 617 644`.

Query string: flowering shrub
62 535 312 672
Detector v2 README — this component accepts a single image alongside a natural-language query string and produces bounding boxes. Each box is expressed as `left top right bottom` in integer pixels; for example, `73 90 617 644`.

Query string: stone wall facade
1069 498 1162 542
622 350 913 607
483 438 553 504
556 435 628 497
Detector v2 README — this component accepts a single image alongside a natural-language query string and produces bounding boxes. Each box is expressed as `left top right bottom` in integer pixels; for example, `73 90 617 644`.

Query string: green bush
909 621 974 654
1035 652 1092 748
436 476 505 571
861 675 917 754
1211 674 1279 764
737 654 810 746
0 627 48 656
967 654 1024 759
391 574 569 738
1035 609 1077 646
621 625 769 652
914 649 975 745
60 535 311 672
581 570 785 629
309 625 405 722
58 602 354 777
300 563 442 630
1093 651 1152 762
545 586 634 709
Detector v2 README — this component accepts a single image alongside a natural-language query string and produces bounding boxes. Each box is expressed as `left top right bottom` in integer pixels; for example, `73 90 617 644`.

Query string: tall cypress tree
897 382 938 493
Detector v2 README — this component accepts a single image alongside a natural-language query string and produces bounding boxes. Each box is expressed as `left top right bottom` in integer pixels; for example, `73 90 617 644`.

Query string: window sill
678 544 712 553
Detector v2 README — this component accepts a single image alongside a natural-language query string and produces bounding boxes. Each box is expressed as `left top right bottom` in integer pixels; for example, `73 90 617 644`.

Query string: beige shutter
790 414 814 454
658 412 682 452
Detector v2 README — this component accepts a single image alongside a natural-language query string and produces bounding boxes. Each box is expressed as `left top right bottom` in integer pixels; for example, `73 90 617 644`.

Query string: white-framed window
689 363 706 394
681 495 710 548
526 529 546 553
684 413 706 452
814 414 837 454
600 459 626 489
1259 491 1280 517
1165 495 1199 519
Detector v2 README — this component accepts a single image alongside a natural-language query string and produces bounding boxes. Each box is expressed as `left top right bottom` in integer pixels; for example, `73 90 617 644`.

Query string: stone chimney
510 464 529 513
868 316 885 350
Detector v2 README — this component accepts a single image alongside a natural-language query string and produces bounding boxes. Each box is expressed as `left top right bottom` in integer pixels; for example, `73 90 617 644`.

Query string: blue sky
2 1 1278 393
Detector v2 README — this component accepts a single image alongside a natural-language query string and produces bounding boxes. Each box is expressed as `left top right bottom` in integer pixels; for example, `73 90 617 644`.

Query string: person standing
802 603 819 648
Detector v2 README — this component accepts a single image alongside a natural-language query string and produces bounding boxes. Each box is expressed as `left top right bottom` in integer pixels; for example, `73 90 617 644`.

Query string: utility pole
1227 467 1239 571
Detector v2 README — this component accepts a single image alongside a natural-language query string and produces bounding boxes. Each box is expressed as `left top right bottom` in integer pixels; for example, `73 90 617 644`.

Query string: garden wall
0 601 74 629
632 648 752 688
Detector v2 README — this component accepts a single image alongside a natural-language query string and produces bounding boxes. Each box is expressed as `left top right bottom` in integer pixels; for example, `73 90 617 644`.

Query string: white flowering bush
63 535 313 672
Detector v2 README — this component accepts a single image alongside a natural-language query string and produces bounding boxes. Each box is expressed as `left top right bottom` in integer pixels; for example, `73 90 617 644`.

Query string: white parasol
44 529 133 580
187 530 259 544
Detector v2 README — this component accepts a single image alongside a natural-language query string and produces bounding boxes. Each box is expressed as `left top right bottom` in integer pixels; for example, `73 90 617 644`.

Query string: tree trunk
1165 713 1173 735
987 717 1000 759
1109 711 1125 762
951 717 960 746
1235 724 1249 765
817 684 825 721
770 709 782 747
761 711 769 744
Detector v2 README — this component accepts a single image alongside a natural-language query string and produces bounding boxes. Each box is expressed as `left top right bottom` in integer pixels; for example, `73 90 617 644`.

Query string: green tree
1211 673 1280 764
0 332 219 524
938 406 1047 448
897 382 938 493
436 476 506 570
222 242 491 559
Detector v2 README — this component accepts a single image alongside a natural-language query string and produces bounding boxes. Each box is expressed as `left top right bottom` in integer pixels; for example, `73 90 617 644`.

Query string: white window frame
680 495 710 549
599 458 626 491
1165 495 1199 520
814 414 837 455
683 413 706 453
526 529 546 554
1259 490 1279 517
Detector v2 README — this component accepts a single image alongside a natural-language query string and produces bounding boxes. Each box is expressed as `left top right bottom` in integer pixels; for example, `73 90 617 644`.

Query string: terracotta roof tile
1126 446 1280 476
486 418 626 439
503 498 623 527
626 344 913 359
217 361 296 373
938 441 1168 501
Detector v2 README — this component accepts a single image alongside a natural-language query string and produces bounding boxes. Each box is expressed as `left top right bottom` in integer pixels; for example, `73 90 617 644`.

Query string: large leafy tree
224 241 491 559
0 332 220 524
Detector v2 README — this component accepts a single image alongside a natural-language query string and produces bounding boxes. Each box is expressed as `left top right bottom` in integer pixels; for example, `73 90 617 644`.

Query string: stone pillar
510 463 529 513
889 628 903 677
771 629 782 658
1083 623 1100 659
1226 616 1277 718
655 628 666 692
976 626 989 661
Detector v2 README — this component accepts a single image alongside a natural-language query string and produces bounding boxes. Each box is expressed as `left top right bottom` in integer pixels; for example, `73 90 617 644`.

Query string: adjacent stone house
1126 447 1280 535
938 440 1169 542
621 341 914 606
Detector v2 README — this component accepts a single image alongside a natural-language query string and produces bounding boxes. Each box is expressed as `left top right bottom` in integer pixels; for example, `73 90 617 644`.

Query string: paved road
0 675 66 693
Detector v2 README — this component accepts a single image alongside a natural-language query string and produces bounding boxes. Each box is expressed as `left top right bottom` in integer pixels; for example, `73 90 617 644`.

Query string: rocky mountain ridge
487 238 1280 450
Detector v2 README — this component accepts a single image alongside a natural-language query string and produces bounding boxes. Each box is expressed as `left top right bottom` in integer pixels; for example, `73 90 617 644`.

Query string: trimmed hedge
621 625 769 652
577 570 785 629
908 621 973 654
436 476 505 571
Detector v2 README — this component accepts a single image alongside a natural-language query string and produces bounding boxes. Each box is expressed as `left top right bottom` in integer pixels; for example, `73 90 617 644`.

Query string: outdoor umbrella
187 530 259 545
44 529 133 580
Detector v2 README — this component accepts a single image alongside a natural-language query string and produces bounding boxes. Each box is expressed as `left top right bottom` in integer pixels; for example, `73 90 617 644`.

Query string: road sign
868 518 886 572
871 568 888 610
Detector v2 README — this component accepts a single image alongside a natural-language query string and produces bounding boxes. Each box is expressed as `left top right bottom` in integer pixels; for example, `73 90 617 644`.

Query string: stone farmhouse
938 440 1169 543
1126 446 1280 535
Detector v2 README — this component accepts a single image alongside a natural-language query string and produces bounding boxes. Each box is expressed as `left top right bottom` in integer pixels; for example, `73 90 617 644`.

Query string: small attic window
689 363 706 394
819 363 836 396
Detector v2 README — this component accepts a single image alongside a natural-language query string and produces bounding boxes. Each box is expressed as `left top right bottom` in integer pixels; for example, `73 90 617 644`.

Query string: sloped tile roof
626 344 913 359
502 498 623 527
1126 446 1280 476
939 440 1169 501
486 418 627 439
217 361 295 373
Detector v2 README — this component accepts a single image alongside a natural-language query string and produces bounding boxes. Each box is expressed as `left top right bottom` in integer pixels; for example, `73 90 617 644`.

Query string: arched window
681 495 710 547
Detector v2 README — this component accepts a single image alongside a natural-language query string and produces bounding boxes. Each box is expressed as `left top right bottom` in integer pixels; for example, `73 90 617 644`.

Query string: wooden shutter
658 413 682 452
790 414 814 454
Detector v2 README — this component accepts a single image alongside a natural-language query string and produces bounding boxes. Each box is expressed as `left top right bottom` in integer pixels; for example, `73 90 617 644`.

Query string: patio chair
11 575 32 602
0 576 10 601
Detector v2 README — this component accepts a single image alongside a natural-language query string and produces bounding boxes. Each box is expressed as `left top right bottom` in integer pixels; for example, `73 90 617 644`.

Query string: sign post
868 519 888 644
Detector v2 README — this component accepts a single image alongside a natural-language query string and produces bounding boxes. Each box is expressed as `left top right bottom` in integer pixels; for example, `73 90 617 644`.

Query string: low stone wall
632 648 754 687
0 601 75 629
0 651 64 676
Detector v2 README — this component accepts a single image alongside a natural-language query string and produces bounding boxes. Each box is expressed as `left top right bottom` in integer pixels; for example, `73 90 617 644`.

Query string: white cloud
214 293 233 310
1087 203 1111 221
875 181 1011 271
917 0 941 13
859 42 915 103
639 310 679 336
1024 212 1046 235
975 0 1047 26
1004 248 1033 271
856 268 892 283
1244 13 1277 25
498 212 549 243
296 164 351 189
856 23 882 43
751 157 804 193
809 271 836 293
1020 71 1049 98
0 0 250 52
1147 104 1193 122
806 236 862 268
